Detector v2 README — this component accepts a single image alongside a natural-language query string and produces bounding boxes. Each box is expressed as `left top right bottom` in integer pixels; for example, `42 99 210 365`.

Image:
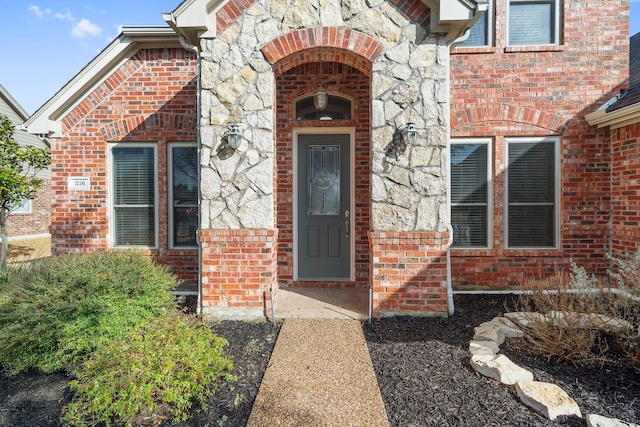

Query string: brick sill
452 47 497 55
504 45 564 53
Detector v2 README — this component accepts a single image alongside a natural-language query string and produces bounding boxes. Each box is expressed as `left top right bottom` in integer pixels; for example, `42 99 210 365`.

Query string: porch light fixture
226 122 242 149
403 122 418 146
313 85 328 111
385 122 419 159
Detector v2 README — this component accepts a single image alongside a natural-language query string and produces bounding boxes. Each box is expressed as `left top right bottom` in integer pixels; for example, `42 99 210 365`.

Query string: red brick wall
370 231 449 316
51 48 199 285
200 229 278 312
274 60 372 287
611 122 640 256
5 181 51 237
450 0 629 289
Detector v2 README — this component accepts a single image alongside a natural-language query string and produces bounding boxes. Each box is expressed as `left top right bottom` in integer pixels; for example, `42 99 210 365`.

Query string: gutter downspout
443 29 472 316
177 35 203 316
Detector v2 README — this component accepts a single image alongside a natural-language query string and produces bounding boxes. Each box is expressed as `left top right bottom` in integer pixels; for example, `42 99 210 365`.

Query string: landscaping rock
470 354 533 385
515 380 581 420
504 311 547 328
469 340 500 356
473 325 505 345
586 414 639 427
481 317 525 338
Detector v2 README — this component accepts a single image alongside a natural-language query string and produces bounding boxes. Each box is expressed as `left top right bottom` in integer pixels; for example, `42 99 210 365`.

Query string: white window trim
504 136 560 249
462 0 494 47
506 0 561 47
11 199 33 214
450 138 493 250
108 142 159 249
168 142 198 249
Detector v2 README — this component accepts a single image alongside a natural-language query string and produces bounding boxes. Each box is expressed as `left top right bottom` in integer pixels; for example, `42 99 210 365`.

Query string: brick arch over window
100 113 197 141
451 104 567 134
261 27 384 76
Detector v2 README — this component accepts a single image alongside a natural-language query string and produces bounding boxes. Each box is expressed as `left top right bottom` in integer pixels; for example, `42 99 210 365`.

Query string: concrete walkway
247 318 389 427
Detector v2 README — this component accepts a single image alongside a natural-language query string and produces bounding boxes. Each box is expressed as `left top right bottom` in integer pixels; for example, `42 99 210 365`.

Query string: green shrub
0 250 177 374
63 312 234 427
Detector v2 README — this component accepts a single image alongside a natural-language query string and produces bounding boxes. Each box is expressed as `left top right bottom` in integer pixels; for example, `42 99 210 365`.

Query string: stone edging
468 313 638 427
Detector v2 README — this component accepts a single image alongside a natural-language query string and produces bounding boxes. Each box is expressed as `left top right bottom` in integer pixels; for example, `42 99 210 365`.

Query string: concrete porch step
273 287 370 321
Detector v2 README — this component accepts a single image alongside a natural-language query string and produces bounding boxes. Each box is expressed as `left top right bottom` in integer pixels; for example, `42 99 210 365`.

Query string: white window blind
509 0 557 46
451 143 489 247
507 140 556 247
112 146 156 247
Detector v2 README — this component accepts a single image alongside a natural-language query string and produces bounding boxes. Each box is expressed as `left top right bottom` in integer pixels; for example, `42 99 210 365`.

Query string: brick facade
449 0 629 289
50 48 199 285
611 122 640 256
274 60 372 288
5 181 51 237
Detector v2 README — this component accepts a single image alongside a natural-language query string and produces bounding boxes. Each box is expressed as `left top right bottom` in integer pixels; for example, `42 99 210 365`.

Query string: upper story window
451 139 492 248
460 1 493 47
508 0 560 46
506 137 559 248
111 144 158 248
296 95 352 121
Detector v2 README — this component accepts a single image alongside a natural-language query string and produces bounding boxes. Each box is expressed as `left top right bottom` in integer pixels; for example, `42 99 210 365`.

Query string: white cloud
54 11 75 21
71 19 103 39
27 5 51 19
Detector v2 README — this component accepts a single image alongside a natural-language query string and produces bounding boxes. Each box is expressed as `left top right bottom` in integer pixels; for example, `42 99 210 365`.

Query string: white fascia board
164 0 224 44
585 103 640 130
25 26 179 137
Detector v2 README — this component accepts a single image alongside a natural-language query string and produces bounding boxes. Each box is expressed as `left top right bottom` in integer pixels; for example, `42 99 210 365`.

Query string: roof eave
585 102 640 130
24 26 180 137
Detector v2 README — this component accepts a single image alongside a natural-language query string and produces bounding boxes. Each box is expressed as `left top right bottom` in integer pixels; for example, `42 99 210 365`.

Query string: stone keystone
515 381 582 420
470 354 533 385
586 414 639 427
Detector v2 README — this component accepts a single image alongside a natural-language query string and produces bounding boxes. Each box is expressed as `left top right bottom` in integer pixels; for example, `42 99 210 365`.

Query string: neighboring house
586 32 640 258
0 84 51 240
24 0 630 319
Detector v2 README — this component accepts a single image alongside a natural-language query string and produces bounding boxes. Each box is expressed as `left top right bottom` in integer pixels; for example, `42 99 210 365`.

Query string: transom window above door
296 95 352 121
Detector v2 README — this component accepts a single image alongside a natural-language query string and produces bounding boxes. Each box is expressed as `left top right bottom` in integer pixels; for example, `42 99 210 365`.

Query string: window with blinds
170 144 198 248
451 141 491 248
508 0 559 46
460 2 492 47
506 138 558 248
112 145 157 247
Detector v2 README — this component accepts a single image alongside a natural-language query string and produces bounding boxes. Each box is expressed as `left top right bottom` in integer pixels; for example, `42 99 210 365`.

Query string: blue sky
1 0 639 115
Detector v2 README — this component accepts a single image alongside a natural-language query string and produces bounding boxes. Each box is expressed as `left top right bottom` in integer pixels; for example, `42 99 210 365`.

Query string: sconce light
385 122 419 159
403 122 418 146
226 122 242 149
314 85 328 111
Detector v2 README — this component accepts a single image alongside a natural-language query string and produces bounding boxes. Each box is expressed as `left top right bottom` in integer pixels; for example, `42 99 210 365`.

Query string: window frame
505 137 560 249
11 198 32 214
450 138 493 249
459 0 493 47
109 142 159 249
168 142 199 249
507 0 561 47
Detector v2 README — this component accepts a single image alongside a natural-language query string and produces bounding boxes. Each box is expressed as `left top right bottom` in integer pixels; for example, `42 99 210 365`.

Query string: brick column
370 231 449 317
200 229 278 320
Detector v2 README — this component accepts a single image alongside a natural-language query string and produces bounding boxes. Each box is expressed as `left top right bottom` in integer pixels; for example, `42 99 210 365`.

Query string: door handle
345 220 350 239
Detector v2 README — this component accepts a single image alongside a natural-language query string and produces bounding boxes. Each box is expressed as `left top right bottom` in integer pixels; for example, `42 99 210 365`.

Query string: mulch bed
1 294 638 426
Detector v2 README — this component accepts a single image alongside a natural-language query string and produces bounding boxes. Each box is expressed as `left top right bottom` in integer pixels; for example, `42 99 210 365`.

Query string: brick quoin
449 0 629 289
50 48 199 285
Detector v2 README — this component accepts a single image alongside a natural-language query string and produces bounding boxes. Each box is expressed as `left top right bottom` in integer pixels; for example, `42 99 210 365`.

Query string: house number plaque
68 177 90 191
